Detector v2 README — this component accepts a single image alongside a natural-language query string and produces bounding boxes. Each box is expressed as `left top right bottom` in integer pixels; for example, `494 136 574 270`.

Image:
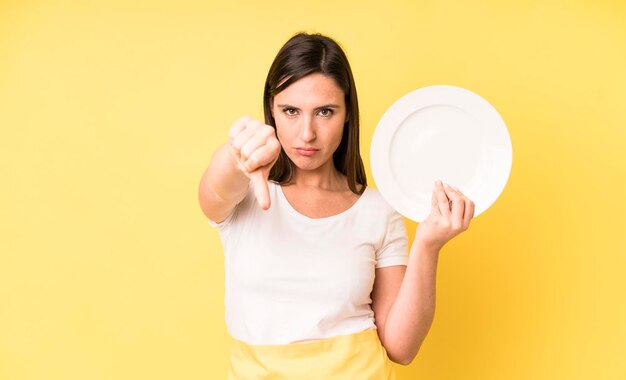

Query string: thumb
249 170 270 210
431 185 440 216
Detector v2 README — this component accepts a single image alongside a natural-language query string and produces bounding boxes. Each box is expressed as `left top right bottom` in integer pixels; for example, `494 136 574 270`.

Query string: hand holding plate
414 180 475 251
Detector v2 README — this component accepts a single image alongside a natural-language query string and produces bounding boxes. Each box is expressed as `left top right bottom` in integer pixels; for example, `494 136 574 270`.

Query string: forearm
198 143 249 217
380 241 440 365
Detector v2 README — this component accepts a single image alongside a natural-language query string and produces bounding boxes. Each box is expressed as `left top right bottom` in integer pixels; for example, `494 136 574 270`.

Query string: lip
295 147 319 156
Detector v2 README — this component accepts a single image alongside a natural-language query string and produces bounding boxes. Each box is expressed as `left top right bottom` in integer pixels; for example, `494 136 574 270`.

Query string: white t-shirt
208 180 409 345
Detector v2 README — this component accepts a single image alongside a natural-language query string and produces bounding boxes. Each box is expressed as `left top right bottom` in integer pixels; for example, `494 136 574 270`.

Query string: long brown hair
263 32 367 195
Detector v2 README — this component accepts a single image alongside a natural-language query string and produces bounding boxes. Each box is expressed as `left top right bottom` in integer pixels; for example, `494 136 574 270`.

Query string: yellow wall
1 0 625 379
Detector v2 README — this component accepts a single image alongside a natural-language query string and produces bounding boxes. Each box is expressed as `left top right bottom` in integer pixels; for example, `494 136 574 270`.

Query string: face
270 72 348 173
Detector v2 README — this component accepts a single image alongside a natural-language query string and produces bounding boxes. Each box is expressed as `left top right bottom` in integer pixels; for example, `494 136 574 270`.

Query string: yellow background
1 0 625 379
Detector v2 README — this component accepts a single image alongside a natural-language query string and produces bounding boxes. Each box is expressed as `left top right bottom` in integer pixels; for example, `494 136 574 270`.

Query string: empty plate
370 85 512 222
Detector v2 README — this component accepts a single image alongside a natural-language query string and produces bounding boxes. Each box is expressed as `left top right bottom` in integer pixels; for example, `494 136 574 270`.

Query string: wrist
411 238 442 256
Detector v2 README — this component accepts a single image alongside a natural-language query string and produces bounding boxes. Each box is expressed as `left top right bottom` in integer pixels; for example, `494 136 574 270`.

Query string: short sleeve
375 209 409 268
206 182 254 233
207 207 237 230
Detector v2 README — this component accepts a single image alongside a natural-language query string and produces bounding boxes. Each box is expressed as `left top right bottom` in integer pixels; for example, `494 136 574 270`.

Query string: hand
414 180 475 251
228 115 281 210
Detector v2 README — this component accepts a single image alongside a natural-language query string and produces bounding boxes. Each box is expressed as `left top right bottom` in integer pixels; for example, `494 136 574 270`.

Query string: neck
289 160 345 191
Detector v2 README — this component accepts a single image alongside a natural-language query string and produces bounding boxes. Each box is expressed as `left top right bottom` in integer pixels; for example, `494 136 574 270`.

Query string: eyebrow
276 103 341 110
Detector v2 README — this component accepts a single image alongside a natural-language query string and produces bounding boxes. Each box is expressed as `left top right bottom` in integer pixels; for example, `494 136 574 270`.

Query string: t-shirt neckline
273 181 369 223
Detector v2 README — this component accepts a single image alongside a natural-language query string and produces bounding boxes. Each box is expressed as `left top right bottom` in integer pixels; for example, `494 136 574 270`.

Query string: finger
228 115 251 142
444 184 465 228
242 138 281 172
231 123 258 153
452 186 474 227
435 180 451 217
464 198 475 227
249 170 270 210
240 127 273 163
227 140 242 163
431 185 441 216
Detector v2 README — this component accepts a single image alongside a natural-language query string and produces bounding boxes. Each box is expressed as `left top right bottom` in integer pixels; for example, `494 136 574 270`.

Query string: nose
300 115 316 142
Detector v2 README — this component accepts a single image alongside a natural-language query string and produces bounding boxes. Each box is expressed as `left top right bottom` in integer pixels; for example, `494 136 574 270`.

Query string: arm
198 142 250 223
198 116 281 222
372 243 439 366
372 181 475 365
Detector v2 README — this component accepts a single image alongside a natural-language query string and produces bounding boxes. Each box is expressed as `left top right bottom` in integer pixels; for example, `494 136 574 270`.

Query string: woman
198 32 474 379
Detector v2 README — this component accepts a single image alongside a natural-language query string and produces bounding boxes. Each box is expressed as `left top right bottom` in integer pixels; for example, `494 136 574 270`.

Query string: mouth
295 147 319 156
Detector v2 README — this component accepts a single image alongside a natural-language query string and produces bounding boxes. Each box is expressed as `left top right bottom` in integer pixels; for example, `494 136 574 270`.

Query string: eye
283 107 297 116
319 108 334 117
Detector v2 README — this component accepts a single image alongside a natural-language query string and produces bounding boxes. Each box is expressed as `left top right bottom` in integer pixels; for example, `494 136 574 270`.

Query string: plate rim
370 85 513 222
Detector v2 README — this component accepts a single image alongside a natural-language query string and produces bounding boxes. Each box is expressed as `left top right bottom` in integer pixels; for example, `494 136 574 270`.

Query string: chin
288 155 326 171
292 160 322 171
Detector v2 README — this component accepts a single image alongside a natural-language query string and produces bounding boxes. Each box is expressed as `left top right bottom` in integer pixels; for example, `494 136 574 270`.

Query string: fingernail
436 180 442 186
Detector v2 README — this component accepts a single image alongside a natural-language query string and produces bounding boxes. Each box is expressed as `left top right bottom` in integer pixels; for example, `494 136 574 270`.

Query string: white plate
370 85 512 222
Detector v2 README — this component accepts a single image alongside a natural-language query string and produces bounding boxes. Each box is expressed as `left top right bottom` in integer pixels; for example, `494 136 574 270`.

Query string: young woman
198 32 475 379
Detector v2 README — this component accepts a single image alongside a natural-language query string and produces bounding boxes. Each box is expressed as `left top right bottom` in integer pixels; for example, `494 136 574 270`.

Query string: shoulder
362 186 395 214
355 185 403 230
